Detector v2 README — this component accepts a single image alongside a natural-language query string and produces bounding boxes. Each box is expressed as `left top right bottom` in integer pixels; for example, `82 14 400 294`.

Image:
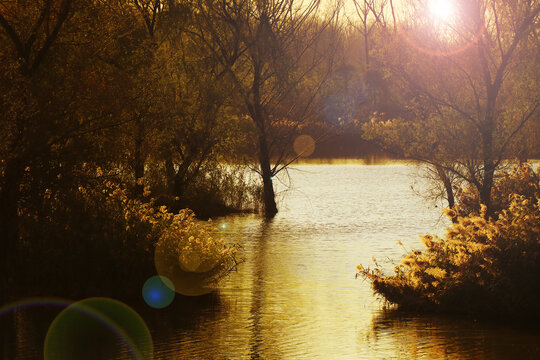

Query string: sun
427 0 455 22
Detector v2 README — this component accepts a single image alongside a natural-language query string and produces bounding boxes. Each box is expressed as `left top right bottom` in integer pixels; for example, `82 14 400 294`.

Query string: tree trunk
480 120 495 218
173 171 185 200
480 163 495 218
258 134 277 218
364 22 369 67
517 147 528 164
250 58 277 218
435 165 457 222
389 0 397 35
172 160 191 211
165 156 175 195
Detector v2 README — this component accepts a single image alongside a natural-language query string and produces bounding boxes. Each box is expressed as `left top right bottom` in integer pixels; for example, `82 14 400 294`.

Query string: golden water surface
150 163 540 359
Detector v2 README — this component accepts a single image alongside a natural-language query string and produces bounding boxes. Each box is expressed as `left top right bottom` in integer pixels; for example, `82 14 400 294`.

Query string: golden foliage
357 164 540 317
100 180 239 279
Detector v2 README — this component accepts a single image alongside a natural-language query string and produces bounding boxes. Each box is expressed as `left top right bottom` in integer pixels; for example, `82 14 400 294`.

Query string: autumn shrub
154 208 239 295
16 172 237 299
357 164 540 319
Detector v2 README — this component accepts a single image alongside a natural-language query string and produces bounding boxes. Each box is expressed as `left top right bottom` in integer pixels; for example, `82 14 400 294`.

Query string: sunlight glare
428 0 455 22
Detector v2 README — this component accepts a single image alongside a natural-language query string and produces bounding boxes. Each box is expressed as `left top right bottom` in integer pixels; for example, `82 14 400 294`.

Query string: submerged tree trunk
258 134 278 218
250 59 278 218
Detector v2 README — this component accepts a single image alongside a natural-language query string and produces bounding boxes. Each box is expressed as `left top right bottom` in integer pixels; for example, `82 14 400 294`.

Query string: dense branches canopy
362 0 540 216
190 0 342 216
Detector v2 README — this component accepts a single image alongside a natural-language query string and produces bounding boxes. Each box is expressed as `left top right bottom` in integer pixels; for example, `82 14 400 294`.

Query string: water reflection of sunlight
145 164 539 358
235 218 375 359
293 157 401 165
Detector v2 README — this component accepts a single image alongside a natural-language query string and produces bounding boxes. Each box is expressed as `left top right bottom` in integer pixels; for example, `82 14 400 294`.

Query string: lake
5 162 540 359
151 162 540 359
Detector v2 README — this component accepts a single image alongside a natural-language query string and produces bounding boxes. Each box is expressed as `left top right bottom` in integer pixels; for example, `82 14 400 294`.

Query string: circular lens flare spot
44 297 153 360
398 0 486 57
142 276 175 309
293 135 316 157
154 236 220 296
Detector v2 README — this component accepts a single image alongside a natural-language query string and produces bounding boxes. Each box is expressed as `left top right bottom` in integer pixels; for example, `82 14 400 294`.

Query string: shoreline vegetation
357 163 540 320
4 159 539 304
6 171 241 302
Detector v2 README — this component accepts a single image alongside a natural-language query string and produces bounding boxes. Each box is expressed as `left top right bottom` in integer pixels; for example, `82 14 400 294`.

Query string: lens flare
293 135 316 157
154 236 220 296
142 276 175 309
44 297 153 360
428 0 454 22
399 0 486 57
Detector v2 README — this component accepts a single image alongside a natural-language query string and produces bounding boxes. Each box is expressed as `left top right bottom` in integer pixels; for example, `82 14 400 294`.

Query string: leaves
357 164 540 317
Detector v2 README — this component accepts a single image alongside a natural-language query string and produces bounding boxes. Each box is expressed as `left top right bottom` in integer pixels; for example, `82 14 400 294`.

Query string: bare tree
191 0 342 217
350 0 387 66
365 0 540 217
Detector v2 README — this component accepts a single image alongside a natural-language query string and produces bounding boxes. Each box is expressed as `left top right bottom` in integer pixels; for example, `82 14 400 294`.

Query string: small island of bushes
357 163 540 320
